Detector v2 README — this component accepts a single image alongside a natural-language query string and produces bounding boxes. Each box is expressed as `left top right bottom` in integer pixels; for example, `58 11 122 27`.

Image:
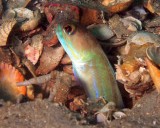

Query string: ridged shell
146 46 160 66
0 62 26 102
0 19 17 46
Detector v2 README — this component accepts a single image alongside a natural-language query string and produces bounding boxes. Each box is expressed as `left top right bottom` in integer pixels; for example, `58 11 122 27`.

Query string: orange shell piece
0 62 26 96
144 0 155 13
102 0 133 13
121 60 140 73
145 58 160 92
80 8 103 26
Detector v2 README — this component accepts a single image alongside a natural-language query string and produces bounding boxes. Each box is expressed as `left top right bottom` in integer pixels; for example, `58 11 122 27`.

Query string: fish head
55 21 98 62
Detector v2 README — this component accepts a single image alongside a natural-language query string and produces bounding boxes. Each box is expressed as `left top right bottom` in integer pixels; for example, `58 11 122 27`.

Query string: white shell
3 8 41 31
96 113 107 124
127 31 160 45
113 111 126 119
3 8 34 20
124 31 160 54
121 16 142 31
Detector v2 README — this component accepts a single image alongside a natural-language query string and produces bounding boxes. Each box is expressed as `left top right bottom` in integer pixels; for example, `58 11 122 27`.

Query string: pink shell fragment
24 45 40 65
36 46 65 75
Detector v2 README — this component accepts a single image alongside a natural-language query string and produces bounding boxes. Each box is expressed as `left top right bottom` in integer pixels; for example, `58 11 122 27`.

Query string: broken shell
109 14 131 38
113 111 126 119
125 31 160 54
145 16 160 28
146 46 160 66
31 34 43 54
36 46 65 75
126 6 148 21
121 16 142 31
116 42 153 96
102 0 133 13
145 58 160 92
20 9 41 31
122 43 152 64
120 60 140 73
46 4 80 22
87 24 115 41
80 8 103 26
115 65 130 83
144 16 160 34
24 34 43 65
22 58 36 77
3 8 41 31
4 0 31 9
0 19 17 46
144 0 160 15
24 45 40 65
127 31 160 45
3 8 34 20
42 22 59 47
96 112 107 124
0 62 26 102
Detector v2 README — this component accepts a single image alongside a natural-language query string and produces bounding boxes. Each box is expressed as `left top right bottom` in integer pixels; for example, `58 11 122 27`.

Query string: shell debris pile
0 0 159 126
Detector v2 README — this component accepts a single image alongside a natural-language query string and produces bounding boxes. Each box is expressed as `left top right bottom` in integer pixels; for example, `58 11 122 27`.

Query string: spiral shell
0 19 17 46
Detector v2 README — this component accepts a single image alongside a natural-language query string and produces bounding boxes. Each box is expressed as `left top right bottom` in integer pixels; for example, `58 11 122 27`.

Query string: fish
55 21 124 108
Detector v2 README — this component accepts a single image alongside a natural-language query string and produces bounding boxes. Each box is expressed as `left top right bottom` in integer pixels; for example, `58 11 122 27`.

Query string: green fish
55 21 124 108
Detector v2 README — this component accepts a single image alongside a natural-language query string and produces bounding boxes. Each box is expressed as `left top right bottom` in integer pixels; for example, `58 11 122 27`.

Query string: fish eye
63 24 76 35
